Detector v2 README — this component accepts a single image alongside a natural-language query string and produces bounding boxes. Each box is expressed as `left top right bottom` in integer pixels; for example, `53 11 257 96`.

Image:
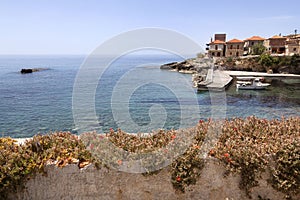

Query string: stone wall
8 159 299 200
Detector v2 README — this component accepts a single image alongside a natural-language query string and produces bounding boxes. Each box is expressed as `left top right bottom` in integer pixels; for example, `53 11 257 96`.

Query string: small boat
236 77 270 90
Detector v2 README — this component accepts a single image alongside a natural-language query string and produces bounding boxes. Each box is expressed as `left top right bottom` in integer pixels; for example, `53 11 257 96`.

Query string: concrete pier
197 69 233 91
224 70 300 78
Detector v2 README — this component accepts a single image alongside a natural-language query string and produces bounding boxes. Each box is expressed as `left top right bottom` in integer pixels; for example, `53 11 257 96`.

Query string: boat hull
237 86 268 90
236 83 270 90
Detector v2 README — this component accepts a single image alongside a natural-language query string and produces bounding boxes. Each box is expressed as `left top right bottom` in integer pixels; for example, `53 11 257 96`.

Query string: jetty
196 69 233 91
224 70 300 78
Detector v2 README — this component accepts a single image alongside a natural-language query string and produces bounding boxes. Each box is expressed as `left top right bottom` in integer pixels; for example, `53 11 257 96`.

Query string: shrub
271 142 300 197
227 57 233 62
212 116 300 197
251 43 266 55
1 117 299 198
197 52 205 58
259 53 274 67
0 132 94 198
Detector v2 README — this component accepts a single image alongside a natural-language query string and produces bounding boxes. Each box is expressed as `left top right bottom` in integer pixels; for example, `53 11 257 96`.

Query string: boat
236 77 270 90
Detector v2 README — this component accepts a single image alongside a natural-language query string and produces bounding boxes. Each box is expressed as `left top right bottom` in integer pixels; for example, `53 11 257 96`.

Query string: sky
0 0 299 55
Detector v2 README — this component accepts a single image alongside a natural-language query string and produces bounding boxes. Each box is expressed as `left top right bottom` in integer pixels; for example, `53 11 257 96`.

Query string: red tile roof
210 40 225 44
245 36 265 41
269 35 286 39
226 39 244 43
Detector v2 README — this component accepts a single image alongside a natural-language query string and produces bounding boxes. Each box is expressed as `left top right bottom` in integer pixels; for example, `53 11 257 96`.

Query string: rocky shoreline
160 55 300 75
160 57 210 73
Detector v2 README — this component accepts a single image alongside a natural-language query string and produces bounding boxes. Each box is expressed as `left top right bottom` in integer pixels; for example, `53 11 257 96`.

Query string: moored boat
236 77 270 90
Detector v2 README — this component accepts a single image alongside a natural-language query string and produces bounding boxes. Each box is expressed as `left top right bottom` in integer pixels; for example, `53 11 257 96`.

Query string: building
214 34 226 42
225 39 245 57
244 36 265 55
207 32 300 57
266 35 287 54
285 34 300 55
208 34 226 57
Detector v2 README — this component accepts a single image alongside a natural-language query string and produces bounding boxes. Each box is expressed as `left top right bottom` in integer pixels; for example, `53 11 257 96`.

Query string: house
207 32 300 57
266 35 287 54
225 39 245 57
285 34 300 55
208 34 226 57
244 36 265 55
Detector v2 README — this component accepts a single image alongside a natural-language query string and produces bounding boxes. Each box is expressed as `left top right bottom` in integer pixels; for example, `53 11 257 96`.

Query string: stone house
207 34 226 57
244 36 265 55
266 35 287 54
208 40 226 57
285 34 300 55
225 39 245 57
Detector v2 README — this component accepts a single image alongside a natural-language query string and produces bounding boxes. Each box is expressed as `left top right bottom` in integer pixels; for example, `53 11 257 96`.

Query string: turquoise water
0 55 299 138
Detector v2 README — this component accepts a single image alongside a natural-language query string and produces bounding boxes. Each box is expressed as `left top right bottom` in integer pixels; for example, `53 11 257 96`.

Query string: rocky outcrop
160 58 214 74
160 60 195 71
20 68 49 74
160 62 179 70
20 69 33 74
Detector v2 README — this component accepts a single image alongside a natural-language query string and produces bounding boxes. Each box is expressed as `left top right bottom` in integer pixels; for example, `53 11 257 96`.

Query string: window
237 45 240 49
230 52 232 55
230 45 233 49
251 42 254 45
294 48 297 52
215 45 218 50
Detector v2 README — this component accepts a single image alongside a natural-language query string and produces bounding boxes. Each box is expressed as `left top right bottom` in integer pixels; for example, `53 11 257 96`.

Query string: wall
269 38 286 47
225 43 244 57
8 159 299 200
209 44 225 51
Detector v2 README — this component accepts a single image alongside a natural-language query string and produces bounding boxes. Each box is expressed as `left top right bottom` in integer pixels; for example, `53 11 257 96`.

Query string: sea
0 54 299 138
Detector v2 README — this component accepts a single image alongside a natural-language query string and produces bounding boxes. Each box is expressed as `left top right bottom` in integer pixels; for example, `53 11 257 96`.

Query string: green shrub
259 53 274 67
251 43 266 55
226 57 233 62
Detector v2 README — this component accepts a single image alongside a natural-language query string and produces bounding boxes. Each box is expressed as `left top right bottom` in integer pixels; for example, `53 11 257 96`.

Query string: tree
196 52 205 58
259 53 273 67
251 43 266 55
290 54 300 66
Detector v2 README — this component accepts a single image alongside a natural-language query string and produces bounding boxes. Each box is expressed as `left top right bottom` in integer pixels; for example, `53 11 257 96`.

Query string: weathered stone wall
8 159 299 200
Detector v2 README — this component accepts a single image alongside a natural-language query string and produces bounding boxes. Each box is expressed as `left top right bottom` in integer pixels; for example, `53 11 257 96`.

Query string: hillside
161 54 300 74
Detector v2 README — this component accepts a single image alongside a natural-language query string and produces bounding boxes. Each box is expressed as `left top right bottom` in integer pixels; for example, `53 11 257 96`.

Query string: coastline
160 55 300 76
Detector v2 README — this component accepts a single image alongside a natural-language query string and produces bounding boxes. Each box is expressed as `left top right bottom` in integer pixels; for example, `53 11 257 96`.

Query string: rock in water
20 69 33 74
20 68 50 74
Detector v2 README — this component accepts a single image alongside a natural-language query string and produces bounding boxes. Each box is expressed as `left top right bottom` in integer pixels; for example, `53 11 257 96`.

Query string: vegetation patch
0 117 299 198
0 132 95 198
222 54 300 74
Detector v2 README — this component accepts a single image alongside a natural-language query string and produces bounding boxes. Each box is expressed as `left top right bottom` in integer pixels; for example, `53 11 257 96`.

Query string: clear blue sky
0 0 299 55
